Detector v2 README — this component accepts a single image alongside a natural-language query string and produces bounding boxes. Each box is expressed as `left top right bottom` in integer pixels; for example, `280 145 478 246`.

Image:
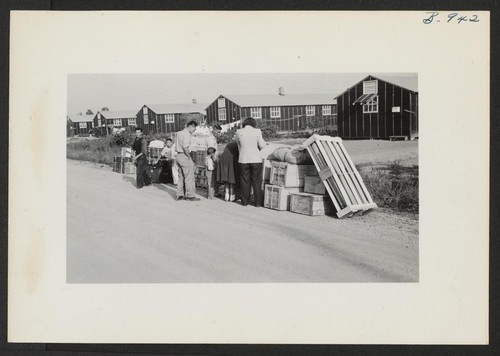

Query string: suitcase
158 159 173 184
149 165 163 183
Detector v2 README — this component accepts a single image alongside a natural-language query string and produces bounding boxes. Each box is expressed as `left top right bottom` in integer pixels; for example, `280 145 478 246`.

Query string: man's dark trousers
239 163 263 206
136 156 151 188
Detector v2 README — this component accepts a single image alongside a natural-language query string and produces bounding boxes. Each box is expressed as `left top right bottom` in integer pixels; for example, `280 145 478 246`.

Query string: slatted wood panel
303 134 377 218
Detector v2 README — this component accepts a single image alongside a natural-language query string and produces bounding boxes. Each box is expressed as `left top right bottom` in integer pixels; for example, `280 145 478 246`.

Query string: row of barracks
67 75 418 140
204 92 337 132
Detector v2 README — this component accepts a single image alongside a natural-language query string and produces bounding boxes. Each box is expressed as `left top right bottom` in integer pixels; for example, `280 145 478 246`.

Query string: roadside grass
68 136 418 214
359 160 419 213
67 138 120 165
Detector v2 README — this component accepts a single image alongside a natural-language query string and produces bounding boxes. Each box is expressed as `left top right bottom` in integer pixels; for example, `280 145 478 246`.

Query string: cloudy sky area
67 73 417 116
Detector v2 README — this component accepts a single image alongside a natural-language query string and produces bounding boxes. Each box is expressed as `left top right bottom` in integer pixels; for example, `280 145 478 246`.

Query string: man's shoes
185 197 201 201
176 196 184 201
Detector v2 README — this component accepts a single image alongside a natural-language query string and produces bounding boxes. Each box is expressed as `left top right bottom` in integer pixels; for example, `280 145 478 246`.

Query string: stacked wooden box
263 185 303 211
261 158 273 190
113 153 135 175
269 162 317 188
288 171 335 216
121 157 135 175
303 134 377 218
112 156 122 173
121 147 132 158
191 150 207 168
263 162 316 211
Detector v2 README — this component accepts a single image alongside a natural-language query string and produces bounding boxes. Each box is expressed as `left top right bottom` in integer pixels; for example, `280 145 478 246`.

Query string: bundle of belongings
261 144 328 215
262 135 377 218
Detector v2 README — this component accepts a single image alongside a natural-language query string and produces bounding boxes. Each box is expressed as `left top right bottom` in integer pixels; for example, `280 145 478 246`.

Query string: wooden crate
263 184 303 211
122 162 135 175
262 158 273 182
112 156 121 173
121 147 132 158
269 162 317 188
290 192 334 216
261 158 274 190
191 150 207 167
304 175 326 195
303 134 378 218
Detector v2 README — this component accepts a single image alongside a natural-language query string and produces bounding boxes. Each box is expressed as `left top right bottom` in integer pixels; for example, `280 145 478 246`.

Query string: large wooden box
263 184 303 211
121 147 132 158
269 162 317 188
112 156 122 172
290 192 334 216
262 159 274 181
261 158 274 190
304 175 326 195
122 161 136 175
191 150 207 167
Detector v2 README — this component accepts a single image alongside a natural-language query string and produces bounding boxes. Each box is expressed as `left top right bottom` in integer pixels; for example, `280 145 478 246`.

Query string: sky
67 73 418 116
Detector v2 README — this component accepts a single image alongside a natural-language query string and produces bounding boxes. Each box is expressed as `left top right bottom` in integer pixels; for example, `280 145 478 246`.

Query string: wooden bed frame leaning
302 134 378 218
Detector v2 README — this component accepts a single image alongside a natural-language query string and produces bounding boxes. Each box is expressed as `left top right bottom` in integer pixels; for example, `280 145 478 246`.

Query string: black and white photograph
7 11 488 345
66 73 419 283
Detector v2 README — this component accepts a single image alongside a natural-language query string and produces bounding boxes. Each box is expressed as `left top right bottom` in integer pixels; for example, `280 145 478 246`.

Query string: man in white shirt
234 117 267 206
175 121 200 201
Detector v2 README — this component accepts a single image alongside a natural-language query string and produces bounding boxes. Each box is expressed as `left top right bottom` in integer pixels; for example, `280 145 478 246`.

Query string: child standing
205 147 217 199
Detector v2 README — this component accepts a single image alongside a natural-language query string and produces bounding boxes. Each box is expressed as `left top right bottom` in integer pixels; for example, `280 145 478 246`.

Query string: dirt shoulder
67 160 418 283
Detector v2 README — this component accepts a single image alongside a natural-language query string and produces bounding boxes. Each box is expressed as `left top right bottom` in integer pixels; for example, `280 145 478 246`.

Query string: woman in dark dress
216 140 240 201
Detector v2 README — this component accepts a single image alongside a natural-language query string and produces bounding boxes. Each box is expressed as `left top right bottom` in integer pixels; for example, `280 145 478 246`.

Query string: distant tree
102 107 109 111
179 113 204 128
79 112 82 115
86 109 94 115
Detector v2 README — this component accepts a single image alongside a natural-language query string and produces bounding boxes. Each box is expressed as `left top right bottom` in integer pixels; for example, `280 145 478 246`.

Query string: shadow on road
152 183 178 200
122 175 137 187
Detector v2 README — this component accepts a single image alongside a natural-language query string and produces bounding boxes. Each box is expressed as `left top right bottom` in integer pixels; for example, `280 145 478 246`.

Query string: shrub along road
67 154 418 283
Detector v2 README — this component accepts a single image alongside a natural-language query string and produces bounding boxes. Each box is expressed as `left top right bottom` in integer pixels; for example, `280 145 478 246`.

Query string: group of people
131 117 267 206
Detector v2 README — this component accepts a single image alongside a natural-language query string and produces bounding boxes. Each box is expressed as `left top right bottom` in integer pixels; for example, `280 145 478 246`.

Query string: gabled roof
99 110 137 119
67 114 95 123
145 103 208 115
335 74 418 98
221 94 337 107
373 74 418 92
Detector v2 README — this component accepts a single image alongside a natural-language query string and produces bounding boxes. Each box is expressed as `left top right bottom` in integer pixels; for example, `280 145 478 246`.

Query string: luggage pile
262 135 377 218
263 160 329 214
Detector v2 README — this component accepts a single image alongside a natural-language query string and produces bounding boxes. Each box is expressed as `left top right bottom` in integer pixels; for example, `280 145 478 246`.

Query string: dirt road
67 159 418 283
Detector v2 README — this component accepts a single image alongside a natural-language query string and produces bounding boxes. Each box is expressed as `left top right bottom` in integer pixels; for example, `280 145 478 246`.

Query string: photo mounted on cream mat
8 11 489 345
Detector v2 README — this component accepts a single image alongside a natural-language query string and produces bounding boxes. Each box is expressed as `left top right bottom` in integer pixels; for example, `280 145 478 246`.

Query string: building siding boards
136 106 181 134
335 75 418 139
70 120 92 135
206 95 338 132
67 115 94 136
206 96 242 125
